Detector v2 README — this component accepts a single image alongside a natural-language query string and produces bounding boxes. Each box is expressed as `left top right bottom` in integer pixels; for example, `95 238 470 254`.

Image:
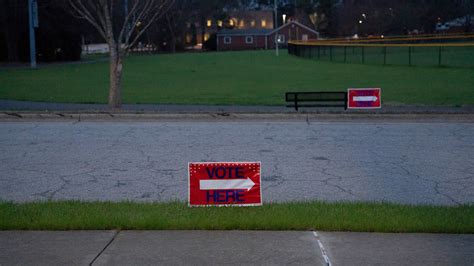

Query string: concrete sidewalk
1 231 472 266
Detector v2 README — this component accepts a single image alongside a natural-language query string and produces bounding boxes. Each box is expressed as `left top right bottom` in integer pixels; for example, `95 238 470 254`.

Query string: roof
217 29 272 36
217 21 320 37
269 21 319 36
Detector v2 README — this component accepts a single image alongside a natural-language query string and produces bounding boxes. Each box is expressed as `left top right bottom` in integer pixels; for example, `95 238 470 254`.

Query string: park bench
285 91 347 111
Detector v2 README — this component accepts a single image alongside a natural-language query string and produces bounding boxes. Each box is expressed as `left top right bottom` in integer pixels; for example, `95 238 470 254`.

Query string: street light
283 14 286 24
28 0 38 68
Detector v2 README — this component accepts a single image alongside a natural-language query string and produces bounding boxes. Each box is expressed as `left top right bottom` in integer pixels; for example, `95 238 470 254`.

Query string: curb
1 112 473 122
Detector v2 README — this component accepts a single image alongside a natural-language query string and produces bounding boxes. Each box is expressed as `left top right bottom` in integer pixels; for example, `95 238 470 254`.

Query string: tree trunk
108 43 123 109
165 14 177 53
170 37 176 53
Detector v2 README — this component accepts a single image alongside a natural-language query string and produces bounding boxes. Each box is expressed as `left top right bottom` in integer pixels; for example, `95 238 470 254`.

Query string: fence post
408 46 412 66
383 46 387 65
438 46 442 67
344 46 347 63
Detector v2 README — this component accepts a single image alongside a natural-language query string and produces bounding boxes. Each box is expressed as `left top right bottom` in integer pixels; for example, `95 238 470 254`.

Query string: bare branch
69 0 173 51
124 0 155 43
68 0 107 40
117 0 141 43
127 0 174 50
88 1 108 37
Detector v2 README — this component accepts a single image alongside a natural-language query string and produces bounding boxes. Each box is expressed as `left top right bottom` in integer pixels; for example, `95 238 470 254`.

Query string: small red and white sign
188 162 262 207
347 88 381 109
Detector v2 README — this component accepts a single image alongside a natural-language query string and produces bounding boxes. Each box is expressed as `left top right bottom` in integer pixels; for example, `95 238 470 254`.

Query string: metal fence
288 34 474 68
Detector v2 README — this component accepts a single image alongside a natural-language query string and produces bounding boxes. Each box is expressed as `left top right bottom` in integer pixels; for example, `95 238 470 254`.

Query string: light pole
28 0 38 68
274 0 278 56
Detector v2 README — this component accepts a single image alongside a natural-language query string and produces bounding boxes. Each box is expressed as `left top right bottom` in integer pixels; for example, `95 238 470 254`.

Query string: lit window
207 20 212 27
204 33 210 41
245 36 254 44
229 19 235 26
224 36 232 44
239 20 245 28
218 20 223 27
250 20 255 27
261 19 266 27
276 34 285 43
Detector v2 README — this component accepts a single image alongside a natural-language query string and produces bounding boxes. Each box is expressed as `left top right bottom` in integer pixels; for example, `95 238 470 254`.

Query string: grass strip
1 51 474 106
0 201 472 233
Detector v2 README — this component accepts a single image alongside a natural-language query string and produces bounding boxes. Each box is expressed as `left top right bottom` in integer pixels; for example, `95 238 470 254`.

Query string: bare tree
163 0 191 53
68 0 173 109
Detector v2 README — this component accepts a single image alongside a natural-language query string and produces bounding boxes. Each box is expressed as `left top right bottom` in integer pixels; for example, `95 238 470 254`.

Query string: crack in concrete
90 230 120 266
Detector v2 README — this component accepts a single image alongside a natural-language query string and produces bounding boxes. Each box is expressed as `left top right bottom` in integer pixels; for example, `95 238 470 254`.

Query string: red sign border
347 88 382 109
188 161 263 207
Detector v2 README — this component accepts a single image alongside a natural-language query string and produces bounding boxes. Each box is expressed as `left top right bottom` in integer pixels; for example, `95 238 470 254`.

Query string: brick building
216 21 319 51
185 11 274 48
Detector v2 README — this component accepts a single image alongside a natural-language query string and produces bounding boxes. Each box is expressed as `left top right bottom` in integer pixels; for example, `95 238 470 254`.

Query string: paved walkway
1 99 474 114
1 231 472 265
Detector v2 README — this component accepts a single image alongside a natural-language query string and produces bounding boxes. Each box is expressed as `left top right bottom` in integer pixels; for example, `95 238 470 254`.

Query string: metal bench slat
285 91 347 111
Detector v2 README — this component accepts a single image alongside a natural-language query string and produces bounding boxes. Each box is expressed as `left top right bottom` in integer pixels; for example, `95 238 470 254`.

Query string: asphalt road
1 120 473 205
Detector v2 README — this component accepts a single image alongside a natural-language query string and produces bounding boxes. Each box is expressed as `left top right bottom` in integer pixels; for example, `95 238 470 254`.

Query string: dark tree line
0 0 231 62
336 0 474 36
0 0 89 62
1 0 473 63
148 0 233 52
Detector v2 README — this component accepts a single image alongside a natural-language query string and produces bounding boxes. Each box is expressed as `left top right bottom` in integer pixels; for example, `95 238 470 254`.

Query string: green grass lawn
1 201 472 233
0 50 473 106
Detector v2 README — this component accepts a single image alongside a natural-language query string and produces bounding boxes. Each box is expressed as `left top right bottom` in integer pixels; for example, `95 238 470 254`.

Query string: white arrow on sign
200 178 255 191
353 96 378 102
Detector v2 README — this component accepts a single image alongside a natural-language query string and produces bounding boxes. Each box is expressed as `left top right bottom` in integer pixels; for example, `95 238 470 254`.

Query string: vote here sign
188 162 262 207
347 88 381 109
